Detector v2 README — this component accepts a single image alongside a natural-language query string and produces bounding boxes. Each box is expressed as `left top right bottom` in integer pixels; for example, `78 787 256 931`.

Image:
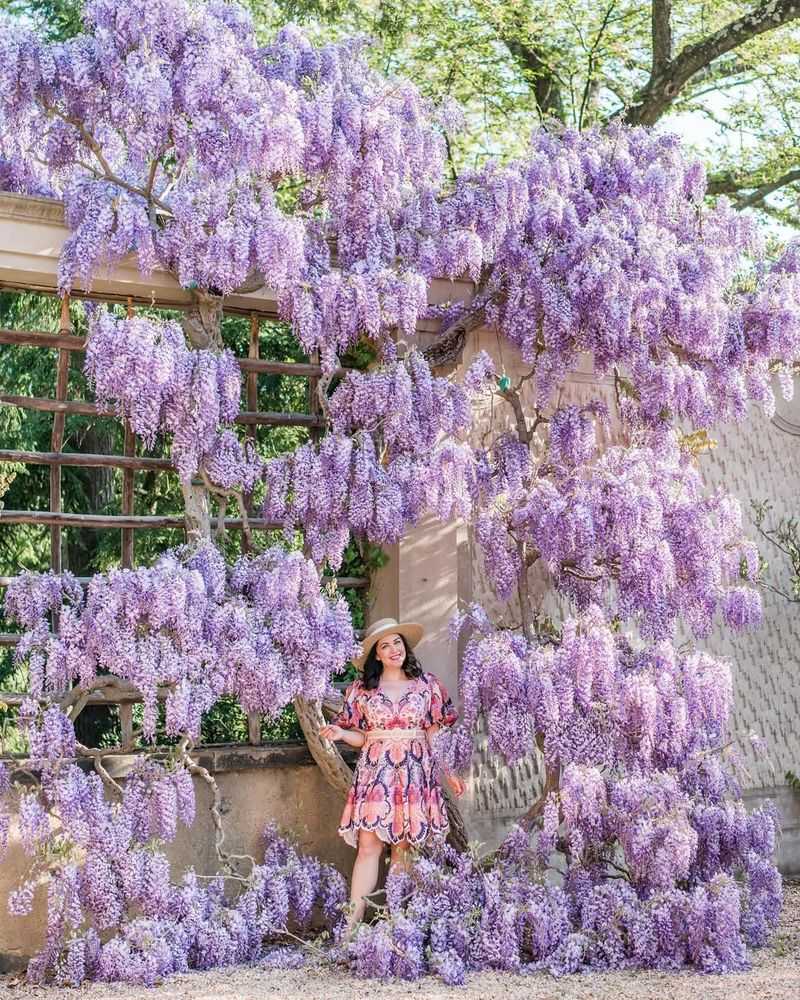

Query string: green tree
254 1 800 226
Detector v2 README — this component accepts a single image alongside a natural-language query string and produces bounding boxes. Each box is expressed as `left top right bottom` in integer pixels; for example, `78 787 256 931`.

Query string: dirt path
2 883 798 1000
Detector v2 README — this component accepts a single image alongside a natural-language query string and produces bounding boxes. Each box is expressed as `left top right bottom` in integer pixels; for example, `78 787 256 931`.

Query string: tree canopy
256 1 800 226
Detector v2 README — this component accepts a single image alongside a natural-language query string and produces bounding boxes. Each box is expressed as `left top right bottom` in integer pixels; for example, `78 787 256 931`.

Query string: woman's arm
426 723 466 797
426 722 441 750
319 723 366 749
320 679 367 748
425 676 466 796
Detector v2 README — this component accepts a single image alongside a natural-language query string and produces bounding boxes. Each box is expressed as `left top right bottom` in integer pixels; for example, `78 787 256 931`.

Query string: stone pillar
368 517 461 698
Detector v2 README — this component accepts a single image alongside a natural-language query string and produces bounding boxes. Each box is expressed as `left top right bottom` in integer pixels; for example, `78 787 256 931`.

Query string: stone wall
0 744 353 971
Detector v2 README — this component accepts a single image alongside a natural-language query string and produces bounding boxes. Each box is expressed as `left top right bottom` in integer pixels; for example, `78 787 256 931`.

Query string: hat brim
353 622 424 671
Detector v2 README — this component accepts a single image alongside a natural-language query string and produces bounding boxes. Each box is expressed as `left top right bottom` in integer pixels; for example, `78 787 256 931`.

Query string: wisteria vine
0 543 357 984
0 0 798 989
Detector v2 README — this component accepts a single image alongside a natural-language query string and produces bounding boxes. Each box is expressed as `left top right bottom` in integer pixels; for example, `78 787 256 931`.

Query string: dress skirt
333 671 458 848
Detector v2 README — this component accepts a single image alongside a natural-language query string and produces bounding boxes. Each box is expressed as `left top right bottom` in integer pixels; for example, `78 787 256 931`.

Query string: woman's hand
445 773 466 797
319 724 345 742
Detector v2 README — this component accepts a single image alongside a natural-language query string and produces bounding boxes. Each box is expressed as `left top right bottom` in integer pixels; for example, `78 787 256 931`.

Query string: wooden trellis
0 291 364 745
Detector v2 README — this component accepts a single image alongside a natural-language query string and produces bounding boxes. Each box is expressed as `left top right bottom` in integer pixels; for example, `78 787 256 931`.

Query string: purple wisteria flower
0 0 794 989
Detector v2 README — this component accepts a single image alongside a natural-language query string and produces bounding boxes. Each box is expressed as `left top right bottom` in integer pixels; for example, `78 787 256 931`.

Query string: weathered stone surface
0 747 353 963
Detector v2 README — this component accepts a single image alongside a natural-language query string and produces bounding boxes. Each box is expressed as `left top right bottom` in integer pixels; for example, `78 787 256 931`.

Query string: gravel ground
2 883 798 1000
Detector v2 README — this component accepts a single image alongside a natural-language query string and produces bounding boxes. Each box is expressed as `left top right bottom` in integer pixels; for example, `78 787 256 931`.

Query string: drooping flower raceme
346 834 769 980
0 0 470 363
428 605 782 978
5 542 360 740
435 125 800 424
0 740 346 990
0 541 356 986
261 350 477 568
84 311 242 484
0 0 795 987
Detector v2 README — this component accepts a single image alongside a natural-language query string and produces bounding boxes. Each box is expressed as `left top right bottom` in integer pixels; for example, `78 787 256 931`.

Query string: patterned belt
364 727 427 743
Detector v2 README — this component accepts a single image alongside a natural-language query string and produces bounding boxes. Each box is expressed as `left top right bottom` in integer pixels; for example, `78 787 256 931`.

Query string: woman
319 617 465 928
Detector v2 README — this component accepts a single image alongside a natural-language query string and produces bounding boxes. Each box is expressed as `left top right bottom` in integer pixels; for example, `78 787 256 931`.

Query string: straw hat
353 617 424 671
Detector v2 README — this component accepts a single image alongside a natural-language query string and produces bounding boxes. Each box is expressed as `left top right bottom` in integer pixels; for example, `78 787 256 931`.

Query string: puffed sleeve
426 673 458 728
333 680 367 731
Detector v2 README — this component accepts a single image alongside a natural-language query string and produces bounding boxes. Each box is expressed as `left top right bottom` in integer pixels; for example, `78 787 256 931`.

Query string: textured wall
0 745 353 969
702 388 800 788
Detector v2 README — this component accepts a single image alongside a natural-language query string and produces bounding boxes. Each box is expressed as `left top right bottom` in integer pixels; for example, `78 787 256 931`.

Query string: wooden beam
247 712 262 746
0 328 86 352
0 394 112 417
239 357 346 377
247 314 260 431
0 686 166 705
118 702 134 746
0 510 280 530
242 314 260 555
0 510 186 529
0 329 347 377
0 394 324 428
50 297 71 574
235 410 323 428
328 576 369 589
121 422 135 567
0 448 172 471
0 573 367 589
120 296 136 568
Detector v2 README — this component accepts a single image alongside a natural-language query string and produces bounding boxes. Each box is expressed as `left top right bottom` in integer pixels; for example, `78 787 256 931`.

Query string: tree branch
178 737 257 877
578 4 618 130
422 302 487 371
709 166 800 208
232 269 267 295
651 0 673 77
626 0 800 126
491 9 566 122
738 167 800 208
518 756 560 832
43 102 173 215
498 384 533 445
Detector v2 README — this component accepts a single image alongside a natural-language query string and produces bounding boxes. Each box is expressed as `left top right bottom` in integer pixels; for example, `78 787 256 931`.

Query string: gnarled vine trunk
180 289 363 826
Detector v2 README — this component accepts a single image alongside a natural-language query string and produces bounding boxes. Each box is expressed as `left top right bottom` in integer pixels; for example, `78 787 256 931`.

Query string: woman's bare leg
389 838 410 874
349 830 385 928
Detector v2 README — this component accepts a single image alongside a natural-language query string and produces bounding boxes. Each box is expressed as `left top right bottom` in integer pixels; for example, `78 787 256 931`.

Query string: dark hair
362 633 423 690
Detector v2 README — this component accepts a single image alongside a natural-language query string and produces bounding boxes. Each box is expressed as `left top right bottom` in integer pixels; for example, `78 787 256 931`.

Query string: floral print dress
333 671 458 848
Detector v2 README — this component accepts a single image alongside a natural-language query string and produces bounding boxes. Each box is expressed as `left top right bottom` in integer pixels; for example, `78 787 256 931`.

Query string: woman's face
375 632 406 669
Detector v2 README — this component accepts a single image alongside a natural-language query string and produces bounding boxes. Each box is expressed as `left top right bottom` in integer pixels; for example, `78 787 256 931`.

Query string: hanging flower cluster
437 125 800 424
423 605 782 979
0 728 346 990
0 0 463 360
345 831 779 983
85 312 480 564
0 0 796 988
84 312 242 483
5 542 360 740
261 350 477 568
327 351 473 457
0 540 355 986
487 430 762 640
